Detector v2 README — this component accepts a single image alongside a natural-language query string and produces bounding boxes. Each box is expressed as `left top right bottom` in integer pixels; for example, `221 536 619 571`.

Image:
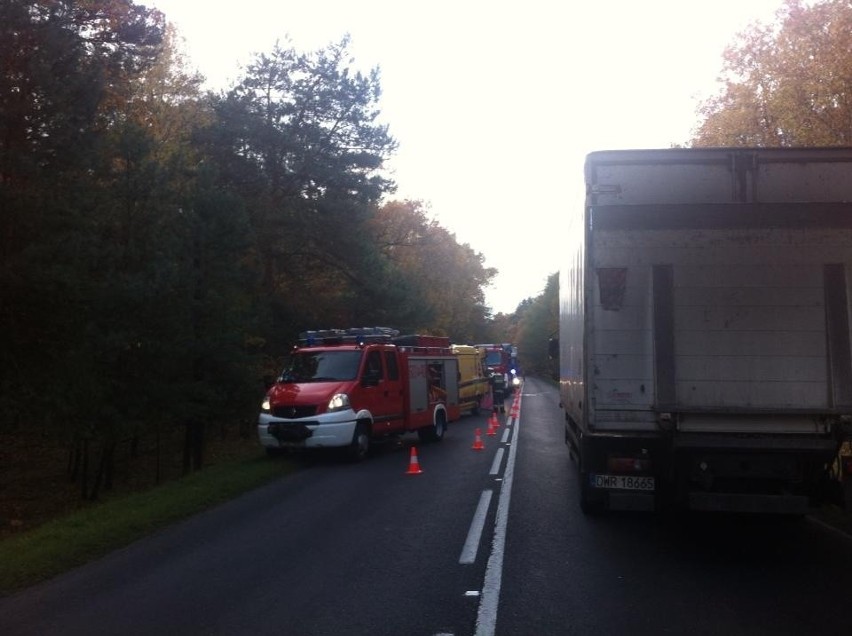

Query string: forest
0 1 561 520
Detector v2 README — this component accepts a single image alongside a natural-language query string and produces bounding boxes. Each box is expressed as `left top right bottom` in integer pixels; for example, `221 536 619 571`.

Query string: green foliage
0 1 168 433
513 273 558 377
208 36 402 349
1 4 507 512
693 0 852 146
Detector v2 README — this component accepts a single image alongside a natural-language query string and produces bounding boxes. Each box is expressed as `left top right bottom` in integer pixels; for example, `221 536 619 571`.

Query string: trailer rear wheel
579 471 603 514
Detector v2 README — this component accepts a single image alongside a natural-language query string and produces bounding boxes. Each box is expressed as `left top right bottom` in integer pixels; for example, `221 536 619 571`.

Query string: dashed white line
489 448 505 475
459 489 494 565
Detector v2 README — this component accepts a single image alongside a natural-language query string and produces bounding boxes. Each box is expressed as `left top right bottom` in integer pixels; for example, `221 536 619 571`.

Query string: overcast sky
145 0 785 314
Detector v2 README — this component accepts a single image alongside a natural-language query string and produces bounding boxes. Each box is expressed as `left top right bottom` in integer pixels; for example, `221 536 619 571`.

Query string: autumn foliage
693 0 852 147
0 1 500 513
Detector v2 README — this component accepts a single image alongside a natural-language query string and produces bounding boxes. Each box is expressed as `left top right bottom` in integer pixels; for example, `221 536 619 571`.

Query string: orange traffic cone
406 446 423 474
487 418 496 436
472 428 485 451
510 403 519 418
490 411 499 429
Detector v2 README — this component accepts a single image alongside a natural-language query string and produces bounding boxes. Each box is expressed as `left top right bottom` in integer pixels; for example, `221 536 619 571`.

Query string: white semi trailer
556 147 852 513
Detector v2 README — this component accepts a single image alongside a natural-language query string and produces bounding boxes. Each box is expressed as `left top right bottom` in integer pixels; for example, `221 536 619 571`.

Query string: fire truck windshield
484 351 503 366
279 350 362 383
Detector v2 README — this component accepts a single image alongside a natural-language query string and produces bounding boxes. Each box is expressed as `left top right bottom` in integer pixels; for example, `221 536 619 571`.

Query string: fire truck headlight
512 376 521 387
261 396 271 412
327 393 351 412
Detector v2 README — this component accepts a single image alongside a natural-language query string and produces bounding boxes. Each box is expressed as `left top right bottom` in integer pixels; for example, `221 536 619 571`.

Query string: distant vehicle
451 344 489 414
555 147 852 514
475 342 518 393
259 327 461 460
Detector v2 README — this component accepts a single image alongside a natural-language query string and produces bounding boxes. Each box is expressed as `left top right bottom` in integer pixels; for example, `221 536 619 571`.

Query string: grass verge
0 454 293 595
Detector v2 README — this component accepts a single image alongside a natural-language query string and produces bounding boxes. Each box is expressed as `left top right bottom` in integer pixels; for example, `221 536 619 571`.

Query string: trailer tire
578 471 603 514
347 422 370 462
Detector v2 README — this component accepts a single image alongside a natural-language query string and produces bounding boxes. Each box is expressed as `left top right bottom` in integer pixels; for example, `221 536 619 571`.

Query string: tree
209 36 399 347
693 0 852 147
369 200 496 341
0 1 166 437
513 273 558 378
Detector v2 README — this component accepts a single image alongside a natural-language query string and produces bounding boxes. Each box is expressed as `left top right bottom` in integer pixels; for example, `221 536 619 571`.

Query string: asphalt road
2 377 852 635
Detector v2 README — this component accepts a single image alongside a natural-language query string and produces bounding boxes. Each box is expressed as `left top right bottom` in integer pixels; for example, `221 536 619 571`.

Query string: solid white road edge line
489 448 505 475
459 489 494 565
474 393 521 636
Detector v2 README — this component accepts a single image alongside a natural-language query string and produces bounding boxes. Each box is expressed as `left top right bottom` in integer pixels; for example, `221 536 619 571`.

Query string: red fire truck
258 327 461 460
475 342 520 392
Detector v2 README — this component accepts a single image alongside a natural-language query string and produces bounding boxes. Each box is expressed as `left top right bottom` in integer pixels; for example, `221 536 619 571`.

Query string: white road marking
489 448 505 475
807 515 852 540
475 394 522 636
459 489 494 564
500 427 511 444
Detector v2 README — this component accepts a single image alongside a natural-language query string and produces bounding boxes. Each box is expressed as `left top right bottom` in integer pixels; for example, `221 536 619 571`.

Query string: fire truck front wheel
347 421 371 462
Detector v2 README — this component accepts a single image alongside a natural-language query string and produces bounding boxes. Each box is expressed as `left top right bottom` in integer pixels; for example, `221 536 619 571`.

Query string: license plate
268 423 313 442
591 474 655 491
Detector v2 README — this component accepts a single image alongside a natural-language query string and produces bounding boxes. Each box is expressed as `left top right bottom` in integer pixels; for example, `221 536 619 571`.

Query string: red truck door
359 346 405 434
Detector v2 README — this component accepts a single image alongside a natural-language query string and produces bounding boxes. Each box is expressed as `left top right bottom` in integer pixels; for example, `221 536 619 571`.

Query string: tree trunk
88 438 116 500
155 422 161 485
80 437 89 500
182 421 191 474
103 439 116 491
182 418 205 474
67 440 82 482
193 420 204 471
89 442 106 501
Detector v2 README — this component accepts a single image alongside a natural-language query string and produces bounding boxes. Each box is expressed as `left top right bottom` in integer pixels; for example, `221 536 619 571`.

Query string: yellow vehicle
451 345 490 415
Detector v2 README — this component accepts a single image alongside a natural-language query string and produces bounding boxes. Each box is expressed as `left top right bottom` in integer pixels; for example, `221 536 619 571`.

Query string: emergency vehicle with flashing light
475 342 519 393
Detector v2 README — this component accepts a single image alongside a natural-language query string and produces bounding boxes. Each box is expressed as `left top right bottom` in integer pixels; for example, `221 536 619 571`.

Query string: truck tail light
607 456 652 473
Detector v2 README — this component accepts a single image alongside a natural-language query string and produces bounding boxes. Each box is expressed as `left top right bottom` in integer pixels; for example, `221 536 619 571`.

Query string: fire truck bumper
257 411 357 450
